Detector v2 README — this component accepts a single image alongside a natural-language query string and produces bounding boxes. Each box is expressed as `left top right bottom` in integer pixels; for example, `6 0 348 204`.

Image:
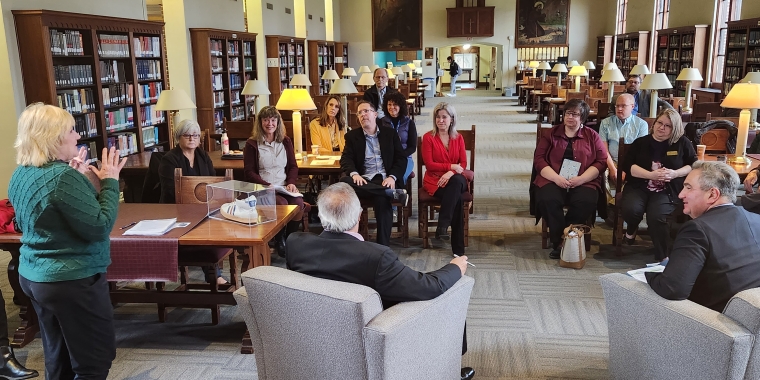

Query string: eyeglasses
357 109 375 115
564 111 582 118
627 80 641 85
615 104 634 108
182 134 201 139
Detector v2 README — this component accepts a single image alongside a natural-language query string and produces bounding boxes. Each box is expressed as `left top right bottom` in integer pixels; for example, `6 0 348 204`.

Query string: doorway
438 43 502 92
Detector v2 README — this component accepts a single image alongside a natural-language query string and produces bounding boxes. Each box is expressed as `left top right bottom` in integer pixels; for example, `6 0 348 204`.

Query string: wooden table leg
241 330 254 354
2 245 39 348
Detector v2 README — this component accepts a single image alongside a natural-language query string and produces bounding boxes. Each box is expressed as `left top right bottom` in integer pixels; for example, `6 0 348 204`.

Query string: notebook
559 159 581 179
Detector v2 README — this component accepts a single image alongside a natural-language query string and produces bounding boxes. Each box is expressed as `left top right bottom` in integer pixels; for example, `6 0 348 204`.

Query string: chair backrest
692 102 723 122
598 102 611 118
141 151 166 203
588 97 605 112
312 95 330 114
223 118 254 150
174 167 234 204
701 128 731 153
613 84 626 93
566 91 588 102
642 117 656 130
590 88 607 99
398 84 411 99
541 82 554 93
668 96 686 109
558 88 568 99
616 137 630 194
284 115 310 150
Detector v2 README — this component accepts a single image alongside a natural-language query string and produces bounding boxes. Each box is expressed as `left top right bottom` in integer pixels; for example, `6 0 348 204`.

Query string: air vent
320 17 324 22
308 14 312 20
266 3 273 10
285 7 291 14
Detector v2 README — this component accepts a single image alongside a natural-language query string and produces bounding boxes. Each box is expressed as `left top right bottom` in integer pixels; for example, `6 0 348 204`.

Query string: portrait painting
516 0 570 47
372 0 422 51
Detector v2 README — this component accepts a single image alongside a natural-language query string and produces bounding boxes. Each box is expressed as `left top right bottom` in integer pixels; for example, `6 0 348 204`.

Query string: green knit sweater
8 161 120 282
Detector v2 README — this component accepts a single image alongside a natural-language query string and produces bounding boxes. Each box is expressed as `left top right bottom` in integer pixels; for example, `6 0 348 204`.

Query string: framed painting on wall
372 0 422 51
516 0 570 47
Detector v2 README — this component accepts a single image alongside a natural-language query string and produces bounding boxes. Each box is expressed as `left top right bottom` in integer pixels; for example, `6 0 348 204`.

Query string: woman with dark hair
244 106 304 257
533 99 607 259
380 91 417 183
309 94 346 154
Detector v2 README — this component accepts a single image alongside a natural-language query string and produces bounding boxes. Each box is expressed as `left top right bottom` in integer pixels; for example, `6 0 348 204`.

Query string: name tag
666 151 678 156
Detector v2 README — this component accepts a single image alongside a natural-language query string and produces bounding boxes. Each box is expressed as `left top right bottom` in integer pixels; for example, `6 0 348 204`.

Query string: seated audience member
646 161 760 312
598 93 649 203
363 68 398 119
608 75 674 118
379 91 417 183
286 182 475 380
533 99 607 259
619 108 697 261
422 102 469 255
340 100 408 246
244 106 304 257
738 167 760 214
309 94 346 154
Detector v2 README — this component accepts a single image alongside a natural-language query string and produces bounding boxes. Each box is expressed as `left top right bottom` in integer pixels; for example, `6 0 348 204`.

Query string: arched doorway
438 42 503 92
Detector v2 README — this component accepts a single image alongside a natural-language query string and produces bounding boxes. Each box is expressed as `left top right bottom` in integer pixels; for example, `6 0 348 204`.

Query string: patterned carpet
1 90 655 379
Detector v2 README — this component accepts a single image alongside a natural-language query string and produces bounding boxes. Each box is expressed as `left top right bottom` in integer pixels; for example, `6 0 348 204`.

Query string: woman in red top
422 102 469 255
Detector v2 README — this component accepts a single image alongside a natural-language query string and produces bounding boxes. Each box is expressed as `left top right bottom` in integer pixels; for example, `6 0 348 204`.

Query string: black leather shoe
275 230 287 258
549 247 561 260
461 367 475 380
435 227 450 241
623 235 635 245
0 346 38 379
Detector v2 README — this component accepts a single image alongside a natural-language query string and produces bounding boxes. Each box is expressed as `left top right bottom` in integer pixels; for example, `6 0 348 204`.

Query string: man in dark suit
363 68 398 119
608 74 674 118
287 182 475 380
340 100 408 246
646 161 760 312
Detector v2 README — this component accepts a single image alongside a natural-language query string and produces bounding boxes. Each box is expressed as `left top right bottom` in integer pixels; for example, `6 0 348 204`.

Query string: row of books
57 89 95 114
748 48 760 63
213 109 225 127
136 60 161 81
140 105 166 127
138 82 163 104
231 105 245 121
141 126 160 147
104 107 134 132
54 65 93 87
228 40 239 55
100 60 127 84
76 141 99 164
50 29 84 56
230 73 242 89
245 57 254 72
278 43 304 56
102 83 134 108
133 36 162 58
316 45 334 55
211 57 223 72
212 74 224 91
210 39 225 56
97 34 130 58
213 91 225 108
728 32 750 48
724 66 745 82
751 30 760 46
243 41 254 56
726 50 745 66
107 132 138 157
74 114 98 139
231 90 241 105
229 57 240 72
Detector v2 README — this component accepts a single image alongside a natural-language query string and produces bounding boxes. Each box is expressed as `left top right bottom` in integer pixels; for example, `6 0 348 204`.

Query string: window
712 0 743 83
655 0 670 30
453 54 475 70
616 0 628 35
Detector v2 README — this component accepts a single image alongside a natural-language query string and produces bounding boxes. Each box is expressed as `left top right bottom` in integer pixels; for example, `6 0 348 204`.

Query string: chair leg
228 253 239 289
464 202 470 247
541 219 549 249
211 305 220 325
614 203 624 256
359 208 369 241
420 205 429 249
179 266 189 284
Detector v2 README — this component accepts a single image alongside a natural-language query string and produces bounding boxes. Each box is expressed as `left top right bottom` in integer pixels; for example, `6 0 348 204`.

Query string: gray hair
691 161 739 203
317 182 362 232
173 119 201 145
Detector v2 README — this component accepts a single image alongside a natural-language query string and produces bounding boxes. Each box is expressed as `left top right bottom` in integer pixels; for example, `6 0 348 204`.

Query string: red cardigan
243 136 299 186
421 131 467 196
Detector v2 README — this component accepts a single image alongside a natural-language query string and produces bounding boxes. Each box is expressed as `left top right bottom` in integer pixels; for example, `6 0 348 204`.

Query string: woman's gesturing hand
69 146 89 174
90 147 127 180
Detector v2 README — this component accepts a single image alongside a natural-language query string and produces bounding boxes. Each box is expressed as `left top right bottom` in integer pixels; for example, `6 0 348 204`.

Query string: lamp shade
603 62 619 71
275 88 317 111
413 59 422 67
640 73 673 90
568 60 580 67
537 62 552 70
357 65 371 74
721 83 760 109
357 73 375 86
391 66 404 76
155 89 196 111
241 79 270 95
568 65 588 77
528 61 540 68
583 61 596 70
599 68 626 82
289 73 312 87
321 69 340 80
329 78 359 95
341 67 357 77
629 64 651 75
371 64 381 71
676 68 703 81
551 63 568 73
386 68 395 78
739 71 760 84
402 65 412 72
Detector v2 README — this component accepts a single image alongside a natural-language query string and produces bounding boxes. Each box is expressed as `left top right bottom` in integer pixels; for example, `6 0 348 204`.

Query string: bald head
615 93 636 120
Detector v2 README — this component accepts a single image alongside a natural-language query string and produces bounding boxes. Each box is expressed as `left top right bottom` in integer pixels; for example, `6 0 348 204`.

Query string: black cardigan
620 135 697 199
158 146 215 204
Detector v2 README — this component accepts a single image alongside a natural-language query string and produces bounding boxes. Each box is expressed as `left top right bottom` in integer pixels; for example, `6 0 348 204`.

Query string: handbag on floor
559 224 590 269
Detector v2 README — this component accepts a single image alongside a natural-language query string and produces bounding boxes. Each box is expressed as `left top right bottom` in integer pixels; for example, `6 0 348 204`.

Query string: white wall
304 0 325 41
261 0 295 36
669 0 715 27
741 1 760 19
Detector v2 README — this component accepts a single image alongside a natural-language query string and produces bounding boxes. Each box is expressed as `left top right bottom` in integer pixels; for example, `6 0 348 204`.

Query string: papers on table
123 218 177 236
627 265 666 283
310 158 338 166
559 159 581 179
273 185 303 198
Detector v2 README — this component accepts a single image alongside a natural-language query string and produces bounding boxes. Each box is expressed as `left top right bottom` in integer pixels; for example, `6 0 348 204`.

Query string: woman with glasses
533 98 607 259
619 108 696 261
309 94 346 154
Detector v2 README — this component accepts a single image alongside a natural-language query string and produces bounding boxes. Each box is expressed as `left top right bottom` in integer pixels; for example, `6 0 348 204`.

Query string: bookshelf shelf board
55 84 96 91
103 104 134 111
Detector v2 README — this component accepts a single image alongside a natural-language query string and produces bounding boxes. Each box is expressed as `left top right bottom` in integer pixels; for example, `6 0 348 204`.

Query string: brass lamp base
727 154 753 165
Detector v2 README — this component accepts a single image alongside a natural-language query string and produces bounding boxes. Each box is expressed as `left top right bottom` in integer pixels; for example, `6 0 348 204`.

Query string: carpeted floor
1 90 656 379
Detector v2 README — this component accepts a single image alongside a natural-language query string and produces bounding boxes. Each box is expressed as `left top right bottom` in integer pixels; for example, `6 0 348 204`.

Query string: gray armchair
600 273 760 380
233 266 474 380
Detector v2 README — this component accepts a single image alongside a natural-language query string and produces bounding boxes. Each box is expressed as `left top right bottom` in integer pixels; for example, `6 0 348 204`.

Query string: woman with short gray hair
159 119 214 204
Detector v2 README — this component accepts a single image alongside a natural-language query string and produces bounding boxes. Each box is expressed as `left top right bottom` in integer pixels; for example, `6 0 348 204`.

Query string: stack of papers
123 218 177 236
627 265 666 283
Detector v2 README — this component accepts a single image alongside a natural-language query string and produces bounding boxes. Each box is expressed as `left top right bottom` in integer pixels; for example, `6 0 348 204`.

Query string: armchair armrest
600 273 753 380
724 288 760 379
363 276 474 380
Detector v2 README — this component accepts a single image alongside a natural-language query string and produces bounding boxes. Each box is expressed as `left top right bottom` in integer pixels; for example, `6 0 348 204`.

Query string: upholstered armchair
233 266 474 380
600 273 760 380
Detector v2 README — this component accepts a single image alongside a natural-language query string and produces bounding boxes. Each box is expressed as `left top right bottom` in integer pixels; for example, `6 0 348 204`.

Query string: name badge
666 151 678 156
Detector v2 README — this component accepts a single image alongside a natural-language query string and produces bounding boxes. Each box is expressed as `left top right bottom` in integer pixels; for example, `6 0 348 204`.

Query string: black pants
0 289 7 347
341 174 394 246
20 273 115 380
433 174 467 254
621 187 676 261
536 184 598 248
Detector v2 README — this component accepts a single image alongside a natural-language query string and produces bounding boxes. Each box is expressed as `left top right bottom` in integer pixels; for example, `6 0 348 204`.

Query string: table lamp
413 59 422 75
357 66 371 74
275 88 316 154
721 83 760 165
675 68 703 113
357 72 374 91
371 64 381 71
551 63 567 88
155 88 196 144
603 62 619 75
391 66 404 89
321 69 340 82
529 61 540 78
640 73 673 118
402 64 412 84
568 65 588 92
537 62 552 82
240 79 270 117
329 78 358 127
408 63 416 79
289 73 311 89
739 72 760 128
599 68 626 102
568 60 580 68
583 61 595 82
630 64 650 76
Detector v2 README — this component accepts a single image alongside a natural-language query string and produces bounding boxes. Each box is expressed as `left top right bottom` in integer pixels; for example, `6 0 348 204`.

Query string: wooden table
704 154 760 181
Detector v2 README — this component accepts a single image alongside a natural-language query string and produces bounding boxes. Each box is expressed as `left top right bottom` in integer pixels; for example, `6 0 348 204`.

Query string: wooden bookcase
614 31 649 78
335 42 349 74
307 40 335 97
653 25 710 97
595 35 613 80
190 28 257 132
723 17 760 96
265 35 305 105
12 9 170 159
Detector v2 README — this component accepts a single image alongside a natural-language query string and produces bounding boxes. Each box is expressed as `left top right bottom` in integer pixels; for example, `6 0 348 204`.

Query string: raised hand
89 147 127 180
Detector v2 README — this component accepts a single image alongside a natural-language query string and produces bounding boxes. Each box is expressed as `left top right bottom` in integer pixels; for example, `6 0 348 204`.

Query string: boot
0 346 38 380
276 222 302 259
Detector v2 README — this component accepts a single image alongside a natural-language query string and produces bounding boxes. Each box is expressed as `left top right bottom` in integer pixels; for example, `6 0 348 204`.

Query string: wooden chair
417 126 476 248
691 102 723 122
166 167 237 325
590 88 607 99
223 118 253 150
642 117 656 129
358 174 413 248
566 91 588 102
598 102 611 119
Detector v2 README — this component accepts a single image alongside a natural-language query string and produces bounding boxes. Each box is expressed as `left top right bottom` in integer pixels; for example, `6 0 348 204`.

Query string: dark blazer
646 205 760 312
609 91 674 118
242 136 299 186
363 85 398 113
286 231 462 309
340 125 407 185
158 146 214 204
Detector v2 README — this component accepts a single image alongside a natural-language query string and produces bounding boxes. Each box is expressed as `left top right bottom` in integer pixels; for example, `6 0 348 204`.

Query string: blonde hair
173 119 201 146
431 102 458 139
252 106 286 143
15 103 75 167
652 108 684 145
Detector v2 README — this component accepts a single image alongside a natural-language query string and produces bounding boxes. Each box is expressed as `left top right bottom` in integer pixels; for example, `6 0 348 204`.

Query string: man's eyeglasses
615 104 634 108
357 109 375 115
564 111 582 118
182 134 201 139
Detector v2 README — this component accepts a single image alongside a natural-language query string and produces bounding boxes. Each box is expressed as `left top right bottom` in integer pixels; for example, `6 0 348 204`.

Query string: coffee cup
696 144 706 160
311 144 320 155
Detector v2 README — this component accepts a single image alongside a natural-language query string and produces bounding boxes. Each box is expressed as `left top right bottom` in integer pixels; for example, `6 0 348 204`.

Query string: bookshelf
190 29 257 133
653 25 710 97
595 35 613 80
335 41 349 74
308 40 336 96
265 35 305 105
722 17 760 96
13 9 169 161
614 31 649 78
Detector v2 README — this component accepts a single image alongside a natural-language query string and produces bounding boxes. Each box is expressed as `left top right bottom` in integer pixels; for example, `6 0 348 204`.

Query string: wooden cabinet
265 35 305 105
595 35 613 80
614 31 649 78
190 29 257 132
334 42 349 75
13 9 170 159
307 40 335 97
723 17 760 96
653 25 709 97
692 87 722 104
446 6 495 37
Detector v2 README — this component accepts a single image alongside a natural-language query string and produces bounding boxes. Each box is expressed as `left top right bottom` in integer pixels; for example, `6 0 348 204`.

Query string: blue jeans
450 74 460 94
403 157 414 184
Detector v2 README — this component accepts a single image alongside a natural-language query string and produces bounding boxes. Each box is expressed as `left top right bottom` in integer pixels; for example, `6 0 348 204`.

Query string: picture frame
372 0 422 51
516 0 570 48
395 51 417 61
425 47 434 59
